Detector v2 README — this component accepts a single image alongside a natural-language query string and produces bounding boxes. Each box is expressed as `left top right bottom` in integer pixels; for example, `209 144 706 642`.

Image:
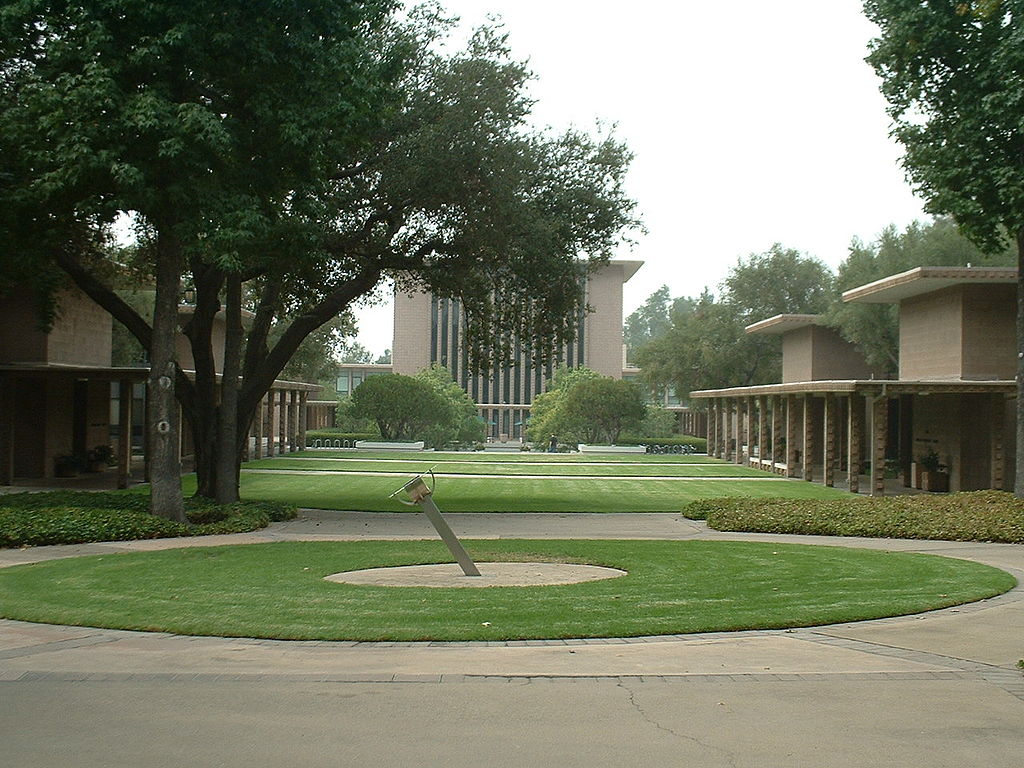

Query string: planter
920 470 949 493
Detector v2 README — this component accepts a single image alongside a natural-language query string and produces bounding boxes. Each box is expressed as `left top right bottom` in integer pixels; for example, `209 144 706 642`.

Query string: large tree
825 218 1014 376
863 0 1024 494
1 4 638 507
0 0 399 517
636 246 834 399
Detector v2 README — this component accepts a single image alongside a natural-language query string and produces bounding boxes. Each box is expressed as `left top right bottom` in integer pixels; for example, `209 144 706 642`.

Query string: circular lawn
0 539 1013 641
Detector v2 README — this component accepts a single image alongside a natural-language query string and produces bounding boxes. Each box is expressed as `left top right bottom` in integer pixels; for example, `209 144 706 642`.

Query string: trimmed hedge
682 490 1024 543
0 491 296 548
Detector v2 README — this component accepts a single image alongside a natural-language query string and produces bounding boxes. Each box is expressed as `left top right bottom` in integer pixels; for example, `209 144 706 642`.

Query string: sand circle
324 562 627 588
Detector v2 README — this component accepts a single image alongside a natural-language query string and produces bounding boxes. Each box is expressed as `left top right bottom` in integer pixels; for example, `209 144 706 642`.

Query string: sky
351 0 929 357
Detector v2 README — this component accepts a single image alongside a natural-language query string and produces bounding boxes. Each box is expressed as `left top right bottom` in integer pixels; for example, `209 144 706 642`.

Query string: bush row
617 435 708 451
0 491 297 548
304 430 378 447
681 490 1024 543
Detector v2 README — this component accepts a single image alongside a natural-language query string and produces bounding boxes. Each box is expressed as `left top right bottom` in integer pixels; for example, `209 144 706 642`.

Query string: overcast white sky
352 0 929 356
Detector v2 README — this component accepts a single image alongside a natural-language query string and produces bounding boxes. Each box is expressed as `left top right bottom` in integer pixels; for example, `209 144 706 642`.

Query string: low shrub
682 490 1024 543
616 435 708 453
305 430 377 447
0 491 297 548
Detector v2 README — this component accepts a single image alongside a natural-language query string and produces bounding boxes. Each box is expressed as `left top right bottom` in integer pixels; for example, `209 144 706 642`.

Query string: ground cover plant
684 491 1024 544
0 539 1012 641
0 492 296 548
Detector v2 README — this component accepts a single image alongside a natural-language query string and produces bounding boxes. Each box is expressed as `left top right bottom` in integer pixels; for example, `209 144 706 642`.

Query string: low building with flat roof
691 266 1017 495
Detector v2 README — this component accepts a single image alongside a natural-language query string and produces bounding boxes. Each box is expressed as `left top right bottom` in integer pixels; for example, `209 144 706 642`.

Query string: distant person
549 434 558 453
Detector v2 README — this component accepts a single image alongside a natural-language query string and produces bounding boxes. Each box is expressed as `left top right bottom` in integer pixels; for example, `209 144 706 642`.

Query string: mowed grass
203 473 848 512
244 457 766 477
224 450 849 511
0 539 1011 641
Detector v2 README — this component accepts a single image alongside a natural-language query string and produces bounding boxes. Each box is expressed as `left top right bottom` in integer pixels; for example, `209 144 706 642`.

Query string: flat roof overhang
0 363 321 391
744 314 822 336
842 266 1017 304
690 379 1017 398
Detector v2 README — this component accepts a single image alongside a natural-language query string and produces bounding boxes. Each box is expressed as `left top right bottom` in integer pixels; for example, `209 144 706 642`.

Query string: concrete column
802 395 814 482
709 400 718 457
823 393 835 488
991 393 1005 489
117 378 133 490
0 375 14 485
288 390 299 452
723 398 733 463
848 393 862 494
771 396 783 469
785 395 799 477
732 398 741 464
756 396 767 466
253 397 264 459
744 397 753 465
871 395 888 496
278 390 288 456
266 391 277 457
299 391 308 451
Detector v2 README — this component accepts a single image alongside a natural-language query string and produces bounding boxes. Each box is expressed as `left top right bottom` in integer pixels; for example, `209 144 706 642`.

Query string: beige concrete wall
46 289 112 367
781 327 814 383
961 284 1015 380
392 289 432 375
809 326 876 380
899 288 964 380
911 394 963 491
0 294 48 363
175 314 227 374
583 263 626 379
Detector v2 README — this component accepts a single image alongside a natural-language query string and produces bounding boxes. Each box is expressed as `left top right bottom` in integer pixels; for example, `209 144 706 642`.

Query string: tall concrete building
384 260 642 439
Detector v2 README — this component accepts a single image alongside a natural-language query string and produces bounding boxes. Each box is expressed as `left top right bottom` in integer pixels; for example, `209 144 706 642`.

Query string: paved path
2 511 1022 767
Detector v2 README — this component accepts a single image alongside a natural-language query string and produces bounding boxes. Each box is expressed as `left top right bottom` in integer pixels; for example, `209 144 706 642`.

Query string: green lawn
295 449 714 463
0 539 1011 641
244 456 767 477
208 472 849 512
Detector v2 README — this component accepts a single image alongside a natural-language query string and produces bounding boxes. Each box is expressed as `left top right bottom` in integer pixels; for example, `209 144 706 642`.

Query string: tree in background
1 4 638 507
558 377 646 444
414 365 485 448
526 366 602 444
863 0 1024 494
636 247 833 398
349 374 447 441
825 218 1013 375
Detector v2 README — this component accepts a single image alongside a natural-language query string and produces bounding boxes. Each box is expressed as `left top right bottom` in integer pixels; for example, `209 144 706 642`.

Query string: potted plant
918 449 949 492
54 454 79 478
85 444 114 473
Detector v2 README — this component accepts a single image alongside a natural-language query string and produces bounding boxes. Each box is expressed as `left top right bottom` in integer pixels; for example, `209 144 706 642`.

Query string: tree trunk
148 233 186 522
1015 228 1024 497
215 276 244 503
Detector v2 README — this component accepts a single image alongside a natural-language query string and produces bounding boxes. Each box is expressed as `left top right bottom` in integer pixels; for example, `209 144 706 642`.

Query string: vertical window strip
429 295 439 364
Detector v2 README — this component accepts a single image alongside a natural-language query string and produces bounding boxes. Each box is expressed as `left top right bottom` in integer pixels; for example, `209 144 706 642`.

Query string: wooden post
823 393 835 488
802 395 814 482
871 394 888 496
744 397 753 465
117 378 132 489
299 391 308 451
288 390 299 452
709 400 718 457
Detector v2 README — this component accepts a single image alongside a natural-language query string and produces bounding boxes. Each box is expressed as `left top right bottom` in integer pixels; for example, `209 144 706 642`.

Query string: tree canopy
0 2 639 509
636 246 833 398
526 366 644 445
864 0 1024 493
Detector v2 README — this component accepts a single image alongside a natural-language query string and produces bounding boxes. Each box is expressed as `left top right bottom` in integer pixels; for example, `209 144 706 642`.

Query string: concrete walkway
1 511 1022 767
